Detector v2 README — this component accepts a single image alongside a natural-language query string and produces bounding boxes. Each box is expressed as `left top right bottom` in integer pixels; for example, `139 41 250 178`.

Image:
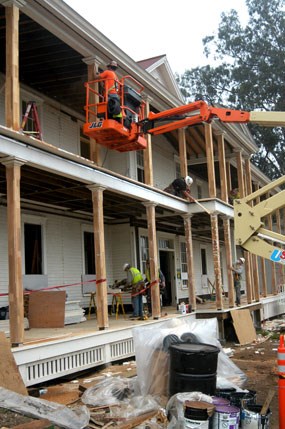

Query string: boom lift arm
234 175 285 264
83 76 285 152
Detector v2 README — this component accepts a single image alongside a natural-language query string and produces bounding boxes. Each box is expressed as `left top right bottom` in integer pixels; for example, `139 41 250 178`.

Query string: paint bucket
215 388 237 400
241 404 271 428
184 400 215 429
212 396 230 406
211 404 240 429
230 391 256 409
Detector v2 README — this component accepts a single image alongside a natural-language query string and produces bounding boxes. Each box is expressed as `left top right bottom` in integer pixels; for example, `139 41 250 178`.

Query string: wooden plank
210 214 223 310
28 291 66 328
230 309 256 345
0 332 27 395
10 419 53 429
91 186 109 329
5 161 25 345
205 123 216 198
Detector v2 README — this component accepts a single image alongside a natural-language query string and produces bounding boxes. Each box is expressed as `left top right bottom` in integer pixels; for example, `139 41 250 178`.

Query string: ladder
21 101 43 140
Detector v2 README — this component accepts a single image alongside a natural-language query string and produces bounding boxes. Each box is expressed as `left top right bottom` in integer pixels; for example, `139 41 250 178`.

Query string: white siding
152 135 177 189
111 224 133 283
42 104 79 153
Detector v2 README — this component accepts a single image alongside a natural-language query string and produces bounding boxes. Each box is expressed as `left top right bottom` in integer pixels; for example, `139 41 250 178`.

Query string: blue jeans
132 294 143 317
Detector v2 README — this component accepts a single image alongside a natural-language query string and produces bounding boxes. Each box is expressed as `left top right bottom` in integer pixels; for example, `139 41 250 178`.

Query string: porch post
235 150 252 304
88 185 109 329
4 0 24 130
2 156 25 346
143 97 153 186
205 123 216 198
222 215 235 308
144 202 160 319
182 214 196 312
178 128 188 178
245 156 260 302
210 213 223 310
83 56 102 165
217 132 228 203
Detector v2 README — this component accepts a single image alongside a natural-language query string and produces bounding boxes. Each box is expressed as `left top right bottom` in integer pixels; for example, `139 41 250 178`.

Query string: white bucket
241 405 271 428
211 405 240 429
179 304 186 314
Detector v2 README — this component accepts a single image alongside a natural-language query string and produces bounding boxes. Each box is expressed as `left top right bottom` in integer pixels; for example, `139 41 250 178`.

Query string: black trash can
169 342 220 397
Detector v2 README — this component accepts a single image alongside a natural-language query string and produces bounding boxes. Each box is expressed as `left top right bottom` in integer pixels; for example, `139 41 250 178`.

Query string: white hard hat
123 263 130 271
239 257 245 264
185 176 193 187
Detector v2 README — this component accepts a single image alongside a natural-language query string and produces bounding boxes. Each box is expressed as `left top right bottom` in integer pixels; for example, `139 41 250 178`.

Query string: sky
64 0 249 75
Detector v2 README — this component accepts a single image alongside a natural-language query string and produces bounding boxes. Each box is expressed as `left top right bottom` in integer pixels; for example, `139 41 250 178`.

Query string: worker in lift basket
122 263 145 319
231 257 245 307
164 176 193 199
95 60 122 120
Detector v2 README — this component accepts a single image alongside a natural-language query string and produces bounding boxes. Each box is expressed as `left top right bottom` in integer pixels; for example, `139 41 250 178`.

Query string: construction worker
164 176 193 199
95 60 122 120
123 263 145 319
231 257 245 306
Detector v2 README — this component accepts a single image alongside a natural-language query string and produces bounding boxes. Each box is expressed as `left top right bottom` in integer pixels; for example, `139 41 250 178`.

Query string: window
24 223 43 274
180 241 188 288
84 231 95 274
201 248 207 275
140 235 149 273
136 151 145 183
158 239 173 249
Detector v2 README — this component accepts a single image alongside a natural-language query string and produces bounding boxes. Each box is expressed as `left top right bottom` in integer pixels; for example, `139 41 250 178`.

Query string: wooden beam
222 216 234 307
143 99 153 186
217 133 228 202
235 150 245 198
183 215 196 311
89 185 109 329
210 213 223 310
245 157 260 302
226 161 232 192
3 158 25 345
5 4 20 130
205 123 216 198
87 62 101 165
144 202 160 319
178 128 188 178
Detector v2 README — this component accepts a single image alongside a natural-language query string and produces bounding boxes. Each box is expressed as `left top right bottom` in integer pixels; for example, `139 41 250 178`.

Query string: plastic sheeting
0 386 90 429
132 318 247 398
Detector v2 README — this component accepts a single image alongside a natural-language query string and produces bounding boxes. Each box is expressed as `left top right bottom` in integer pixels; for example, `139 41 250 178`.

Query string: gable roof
137 55 184 102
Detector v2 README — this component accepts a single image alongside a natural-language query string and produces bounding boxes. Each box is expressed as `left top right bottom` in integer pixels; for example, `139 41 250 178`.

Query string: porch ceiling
0 164 223 240
0 6 236 162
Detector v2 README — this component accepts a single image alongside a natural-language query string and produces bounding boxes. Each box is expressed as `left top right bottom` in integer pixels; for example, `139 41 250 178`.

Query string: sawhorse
111 293 126 319
88 292 96 319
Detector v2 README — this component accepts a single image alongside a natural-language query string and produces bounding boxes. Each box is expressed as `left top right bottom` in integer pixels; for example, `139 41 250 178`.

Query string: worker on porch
123 263 145 319
231 257 245 306
95 60 122 120
164 176 193 199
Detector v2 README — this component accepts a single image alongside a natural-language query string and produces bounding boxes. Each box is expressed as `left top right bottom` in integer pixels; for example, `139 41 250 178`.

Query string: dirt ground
0 329 281 428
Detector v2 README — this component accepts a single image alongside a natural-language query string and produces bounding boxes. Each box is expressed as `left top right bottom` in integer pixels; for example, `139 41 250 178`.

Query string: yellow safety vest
130 267 143 285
